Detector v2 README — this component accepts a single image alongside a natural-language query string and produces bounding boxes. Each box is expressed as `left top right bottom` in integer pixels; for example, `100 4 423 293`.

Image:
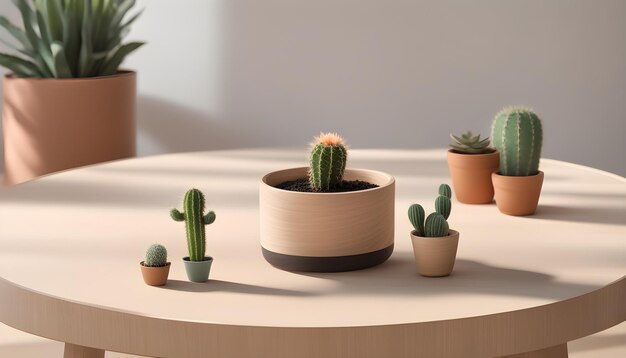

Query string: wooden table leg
64 343 105 358
501 343 568 357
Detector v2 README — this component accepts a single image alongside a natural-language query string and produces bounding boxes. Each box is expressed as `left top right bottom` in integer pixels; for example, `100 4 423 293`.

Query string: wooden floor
0 322 624 358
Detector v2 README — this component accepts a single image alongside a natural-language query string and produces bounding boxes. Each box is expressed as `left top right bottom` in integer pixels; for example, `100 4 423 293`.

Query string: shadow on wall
136 95 257 154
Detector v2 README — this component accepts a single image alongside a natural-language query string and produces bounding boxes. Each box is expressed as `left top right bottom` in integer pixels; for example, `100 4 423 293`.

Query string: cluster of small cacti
491 106 543 176
144 244 168 267
408 184 452 237
170 188 216 262
309 132 348 191
449 131 493 154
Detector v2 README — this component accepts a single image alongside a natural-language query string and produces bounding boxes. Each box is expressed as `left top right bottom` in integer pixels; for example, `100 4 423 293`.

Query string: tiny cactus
449 131 494 154
424 213 449 237
408 204 425 236
408 184 453 237
309 132 348 191
491 106 543 176
434 195 451 220
145 244 168 267
170 189 216 262
438 184 452 199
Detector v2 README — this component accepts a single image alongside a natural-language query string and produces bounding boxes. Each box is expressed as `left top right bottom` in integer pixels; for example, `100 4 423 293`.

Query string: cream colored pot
260 167 395 272
2 71 136 185
410 230 460 277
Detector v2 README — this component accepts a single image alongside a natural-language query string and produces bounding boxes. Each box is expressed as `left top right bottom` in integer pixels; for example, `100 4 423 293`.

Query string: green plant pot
182 256 213 283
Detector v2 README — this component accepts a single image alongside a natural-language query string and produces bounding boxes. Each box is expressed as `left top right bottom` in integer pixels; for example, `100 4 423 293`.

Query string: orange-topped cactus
308 132 348 191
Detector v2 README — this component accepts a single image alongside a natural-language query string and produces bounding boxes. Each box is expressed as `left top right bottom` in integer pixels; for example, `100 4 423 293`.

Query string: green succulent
449 131 494 154
0 0 144 78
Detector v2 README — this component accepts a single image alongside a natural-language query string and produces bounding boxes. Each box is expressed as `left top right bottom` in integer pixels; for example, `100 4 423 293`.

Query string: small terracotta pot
183 257 213 283
2 71 136 185
260 167 395 272
447 150 499 204
140 262 171 286
492 171 544 216
410 230 459 277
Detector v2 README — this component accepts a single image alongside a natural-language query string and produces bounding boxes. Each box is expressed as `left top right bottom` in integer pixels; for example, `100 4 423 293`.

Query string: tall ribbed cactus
408 184 453 237
309 132 348 191
491 106 543 176
170 189 216 262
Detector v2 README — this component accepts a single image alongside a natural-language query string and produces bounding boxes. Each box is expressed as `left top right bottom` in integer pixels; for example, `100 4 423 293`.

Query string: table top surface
0 149 624 328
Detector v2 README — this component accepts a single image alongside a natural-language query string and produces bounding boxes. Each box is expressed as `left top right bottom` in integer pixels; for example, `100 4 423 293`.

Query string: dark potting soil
276 178 378 193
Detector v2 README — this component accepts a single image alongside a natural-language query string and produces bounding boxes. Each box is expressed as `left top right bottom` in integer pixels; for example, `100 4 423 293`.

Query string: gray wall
1 0 625 176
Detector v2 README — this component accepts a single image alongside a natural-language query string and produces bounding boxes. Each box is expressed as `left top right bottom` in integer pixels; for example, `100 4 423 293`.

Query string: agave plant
0 0 144 78
449 131 494 154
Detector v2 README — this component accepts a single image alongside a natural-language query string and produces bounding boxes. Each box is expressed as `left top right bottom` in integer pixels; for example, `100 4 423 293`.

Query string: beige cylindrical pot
447 150 499 204
410 230 459 277
260 167 395 272
2 71 136 185
492 171 544 216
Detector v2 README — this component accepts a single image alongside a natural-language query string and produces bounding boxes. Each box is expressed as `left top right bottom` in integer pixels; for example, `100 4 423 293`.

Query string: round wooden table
0 149 624 358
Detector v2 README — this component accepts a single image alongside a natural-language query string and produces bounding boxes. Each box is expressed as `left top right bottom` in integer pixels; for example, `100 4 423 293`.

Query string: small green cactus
491 106 543 176
408 204 425 236
438 184 452 199
425 213 449 237
408 184 453 237
145 244 168 267
434 195 451 219
449 131 494 154
170 189 216 262
309 132 348 191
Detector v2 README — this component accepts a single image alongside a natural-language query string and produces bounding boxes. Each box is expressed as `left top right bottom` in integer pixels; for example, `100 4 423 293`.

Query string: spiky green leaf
0 52 41 77
99 41 143 76
51 41 72 77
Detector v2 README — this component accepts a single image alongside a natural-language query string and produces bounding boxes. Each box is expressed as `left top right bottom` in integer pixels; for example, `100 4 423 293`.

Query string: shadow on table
160 279 314 297
528 204 626 226
298 257 603 301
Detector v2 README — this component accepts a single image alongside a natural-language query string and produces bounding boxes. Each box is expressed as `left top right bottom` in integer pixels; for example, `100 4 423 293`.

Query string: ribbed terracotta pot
410 230 459 277
2 71 136 185
447 150 499 204
140 262 171 286
260 167 395 272
492 171 544 216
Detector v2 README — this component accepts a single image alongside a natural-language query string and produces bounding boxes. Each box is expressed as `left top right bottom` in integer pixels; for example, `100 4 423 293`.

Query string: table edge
1 275 624 358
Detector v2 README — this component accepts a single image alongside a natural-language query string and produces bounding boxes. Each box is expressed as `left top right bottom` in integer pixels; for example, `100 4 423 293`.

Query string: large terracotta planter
410 230 459 277
2 71 136 185
447 150 499 204
260 167 395 272
492 171 544 216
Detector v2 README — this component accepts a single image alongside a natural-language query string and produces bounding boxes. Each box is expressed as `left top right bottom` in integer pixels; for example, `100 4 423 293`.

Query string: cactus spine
408 184 453 237
170 189 216 262
309 132 348 191
491 106 543 176
145 244 168 267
